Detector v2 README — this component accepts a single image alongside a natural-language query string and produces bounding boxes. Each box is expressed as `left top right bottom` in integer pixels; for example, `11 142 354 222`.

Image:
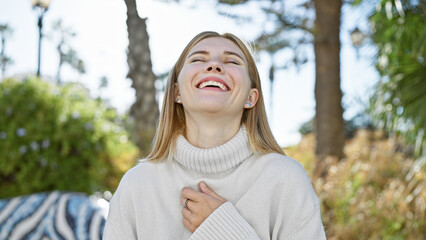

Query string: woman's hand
181 182 226 233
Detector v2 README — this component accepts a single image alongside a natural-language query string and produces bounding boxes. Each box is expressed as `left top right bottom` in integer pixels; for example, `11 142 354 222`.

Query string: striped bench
0 191 108 240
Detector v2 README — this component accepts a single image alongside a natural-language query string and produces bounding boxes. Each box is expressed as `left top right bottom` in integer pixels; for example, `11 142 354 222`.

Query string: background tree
124 0 159 154
312 0 344 175
0 24 13 79
99 75 109 99
368 0 425 158
51 19 85 84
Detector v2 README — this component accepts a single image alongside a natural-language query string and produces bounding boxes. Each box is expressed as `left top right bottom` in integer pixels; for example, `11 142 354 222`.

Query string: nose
205 61 222 73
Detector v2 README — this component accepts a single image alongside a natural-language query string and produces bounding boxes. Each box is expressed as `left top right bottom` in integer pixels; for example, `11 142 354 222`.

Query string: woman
103 31 326 239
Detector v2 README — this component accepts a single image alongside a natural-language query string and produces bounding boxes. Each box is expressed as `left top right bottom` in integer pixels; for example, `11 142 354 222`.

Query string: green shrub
0 77 138 198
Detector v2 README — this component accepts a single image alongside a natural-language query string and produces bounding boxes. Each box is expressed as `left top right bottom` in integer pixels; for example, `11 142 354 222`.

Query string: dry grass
285 130 425 240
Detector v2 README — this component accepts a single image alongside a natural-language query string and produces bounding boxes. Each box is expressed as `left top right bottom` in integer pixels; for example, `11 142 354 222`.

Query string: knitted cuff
189 202 259 240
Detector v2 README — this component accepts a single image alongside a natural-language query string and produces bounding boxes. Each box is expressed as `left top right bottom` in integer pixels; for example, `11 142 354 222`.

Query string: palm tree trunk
124 0 159 154
313 0 344 176
56 43 64 84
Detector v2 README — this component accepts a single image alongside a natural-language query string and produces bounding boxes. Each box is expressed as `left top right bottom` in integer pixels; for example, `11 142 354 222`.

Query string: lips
196 77 230 91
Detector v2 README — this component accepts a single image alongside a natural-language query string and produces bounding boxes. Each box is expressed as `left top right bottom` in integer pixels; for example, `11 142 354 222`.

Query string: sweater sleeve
274 156 327 240
289 203 326 240
189 202 260 240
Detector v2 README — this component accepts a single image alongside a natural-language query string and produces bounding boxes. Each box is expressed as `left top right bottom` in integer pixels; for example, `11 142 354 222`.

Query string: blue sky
0 0 379 147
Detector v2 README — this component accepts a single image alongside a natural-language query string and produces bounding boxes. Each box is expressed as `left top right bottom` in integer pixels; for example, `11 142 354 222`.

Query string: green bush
0 77 138 198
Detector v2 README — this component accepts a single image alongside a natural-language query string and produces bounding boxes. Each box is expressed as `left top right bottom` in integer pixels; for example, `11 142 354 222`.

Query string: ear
244 88 259 109
174 82 181 103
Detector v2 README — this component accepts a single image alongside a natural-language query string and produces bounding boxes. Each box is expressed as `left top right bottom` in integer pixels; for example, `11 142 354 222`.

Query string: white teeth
199 81 228 91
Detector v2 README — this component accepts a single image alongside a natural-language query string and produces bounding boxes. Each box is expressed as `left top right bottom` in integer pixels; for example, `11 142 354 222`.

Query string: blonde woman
103 31 326 239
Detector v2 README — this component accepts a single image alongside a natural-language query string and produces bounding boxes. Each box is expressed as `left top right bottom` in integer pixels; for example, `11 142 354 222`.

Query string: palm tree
0 24 13 79
313 0 344 176
124 0 159 154
51 20 85 84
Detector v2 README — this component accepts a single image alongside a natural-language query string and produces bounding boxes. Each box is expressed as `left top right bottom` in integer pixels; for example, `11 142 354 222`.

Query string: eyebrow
187 50 245 62
224 51 245 62
187 50 208 59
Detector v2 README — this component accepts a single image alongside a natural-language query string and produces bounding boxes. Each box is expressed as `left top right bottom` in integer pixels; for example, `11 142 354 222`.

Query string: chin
202 105 225 113
196 103 227 113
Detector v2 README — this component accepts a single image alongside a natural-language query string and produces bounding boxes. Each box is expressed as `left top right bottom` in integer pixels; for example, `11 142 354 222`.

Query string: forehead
188 37 246 60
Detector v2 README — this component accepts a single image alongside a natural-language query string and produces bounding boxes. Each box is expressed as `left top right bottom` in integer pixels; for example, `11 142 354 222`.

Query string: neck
184 112 242 149
174 125 253 175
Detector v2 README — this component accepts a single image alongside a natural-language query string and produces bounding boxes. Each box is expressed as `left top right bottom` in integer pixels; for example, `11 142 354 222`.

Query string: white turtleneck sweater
103 128 326 239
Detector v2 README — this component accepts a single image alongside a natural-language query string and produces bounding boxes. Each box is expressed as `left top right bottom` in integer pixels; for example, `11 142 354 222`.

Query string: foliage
286 130 426 239
0 77 138 198
218 0 248 4
369 0 426 157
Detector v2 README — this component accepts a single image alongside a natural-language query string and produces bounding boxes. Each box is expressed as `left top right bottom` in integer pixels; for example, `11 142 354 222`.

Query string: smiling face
176 37 258 121
147 32 282 160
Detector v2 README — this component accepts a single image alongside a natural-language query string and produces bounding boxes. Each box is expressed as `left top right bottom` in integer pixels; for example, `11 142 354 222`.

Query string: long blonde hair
146 31 284 161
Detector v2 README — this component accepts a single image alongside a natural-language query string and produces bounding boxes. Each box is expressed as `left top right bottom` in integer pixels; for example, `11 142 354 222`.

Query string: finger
183 217 196 233
180 197 190 208
182 208 203 232
184 198 191 209
181 187 203 202
199 182 224 201
182 204 204 226
182 206 193 219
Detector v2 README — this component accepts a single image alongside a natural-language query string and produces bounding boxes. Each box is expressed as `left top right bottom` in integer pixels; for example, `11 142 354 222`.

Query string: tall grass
285 130 425 239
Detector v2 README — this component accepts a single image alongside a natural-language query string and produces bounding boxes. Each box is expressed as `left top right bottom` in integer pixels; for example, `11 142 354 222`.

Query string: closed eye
225 58 241 65
190 58 205 63
226 60 239 65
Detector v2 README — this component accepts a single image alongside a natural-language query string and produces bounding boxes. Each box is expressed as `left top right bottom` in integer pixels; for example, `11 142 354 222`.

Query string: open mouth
196 78 230 91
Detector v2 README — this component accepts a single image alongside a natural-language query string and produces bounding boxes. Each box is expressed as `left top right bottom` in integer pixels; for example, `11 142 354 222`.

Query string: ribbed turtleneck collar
173 127 253 175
